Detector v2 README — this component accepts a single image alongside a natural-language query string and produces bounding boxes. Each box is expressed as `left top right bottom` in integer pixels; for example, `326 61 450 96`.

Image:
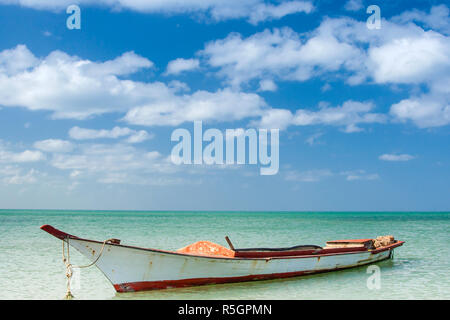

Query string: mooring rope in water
62 237 115 299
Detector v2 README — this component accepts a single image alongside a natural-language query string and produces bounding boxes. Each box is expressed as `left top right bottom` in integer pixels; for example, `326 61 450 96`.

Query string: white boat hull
65 237 397 292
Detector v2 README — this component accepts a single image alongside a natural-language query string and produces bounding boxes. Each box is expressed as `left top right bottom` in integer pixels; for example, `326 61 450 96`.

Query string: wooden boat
41 224 404 292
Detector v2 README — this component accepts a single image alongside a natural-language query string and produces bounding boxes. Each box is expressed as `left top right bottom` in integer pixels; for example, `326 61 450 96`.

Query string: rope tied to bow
62 237 115 300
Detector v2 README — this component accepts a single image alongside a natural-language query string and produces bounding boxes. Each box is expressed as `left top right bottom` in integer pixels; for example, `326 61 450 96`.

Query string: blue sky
0 0 448 211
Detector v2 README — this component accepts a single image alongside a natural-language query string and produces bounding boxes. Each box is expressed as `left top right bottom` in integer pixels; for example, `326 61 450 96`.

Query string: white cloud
84 51 154 76
0 0 314 24
0 45 268 126
286 168 380 182
200 15 450 88
254 100 386 132
344 0 363 12
390 93 450 128
321 83 331 92
247 1 314 25
34 139 74 153
0 44 38 76
50 143 181 185
165 58 200 75
201 27 362 87
167 80 190 92
2 6 449 131
285 169 333 182
11 150 45 162
392 5 450 35
197 9 450 128
369 32 450 84
0 165 48 185
123 88 267 126
69 126 153 144
310 15 450 128
305 132 324 145
341 170 379 181
293 101 384 128
69 126 132 140
0 148 45 163
0 46 158 119
70 170 82 178
378 28 450 128
0 165 20 176
258 79 277 92
253 108 293 130
51 144 164 173
0 167 40 185
126 130 153 144
379 154 415 161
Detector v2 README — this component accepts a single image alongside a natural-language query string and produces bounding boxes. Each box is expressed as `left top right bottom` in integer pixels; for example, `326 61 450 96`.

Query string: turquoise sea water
0 210 448 300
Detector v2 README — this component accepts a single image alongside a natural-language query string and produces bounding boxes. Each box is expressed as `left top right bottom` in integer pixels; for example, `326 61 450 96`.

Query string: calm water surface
0 210 448 299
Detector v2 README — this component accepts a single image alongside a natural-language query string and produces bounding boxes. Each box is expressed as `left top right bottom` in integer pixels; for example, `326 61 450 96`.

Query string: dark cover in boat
235 244 323 252
234 245 324 258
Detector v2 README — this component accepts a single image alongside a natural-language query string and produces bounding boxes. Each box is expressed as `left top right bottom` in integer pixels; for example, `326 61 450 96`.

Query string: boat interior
176 236 399 258
40 225 402 260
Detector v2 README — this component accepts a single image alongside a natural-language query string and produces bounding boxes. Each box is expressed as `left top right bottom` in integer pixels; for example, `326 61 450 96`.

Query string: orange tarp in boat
177 241 235 258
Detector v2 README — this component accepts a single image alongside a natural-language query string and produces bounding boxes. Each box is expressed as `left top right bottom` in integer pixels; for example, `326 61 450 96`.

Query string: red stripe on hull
113 253 391 293
370 241 404 253
114 271 311 292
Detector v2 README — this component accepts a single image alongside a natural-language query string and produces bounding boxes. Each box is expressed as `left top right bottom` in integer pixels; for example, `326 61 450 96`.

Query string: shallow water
0 210 448 299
